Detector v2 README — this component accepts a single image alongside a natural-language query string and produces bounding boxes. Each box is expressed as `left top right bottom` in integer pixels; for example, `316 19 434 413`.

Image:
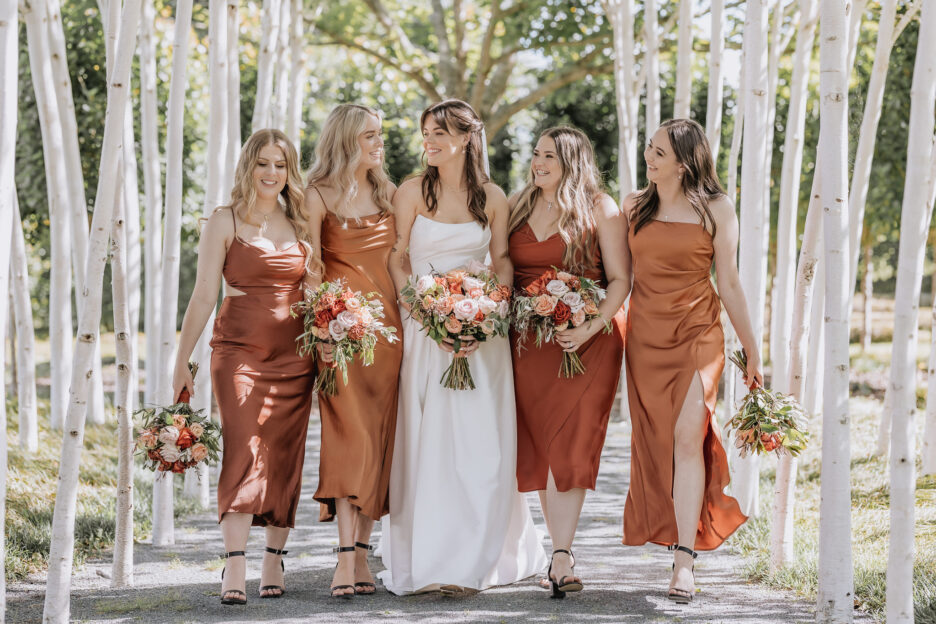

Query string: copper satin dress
314 210 403 522
509 223 627 492
209 213 316 528
622 220 746 550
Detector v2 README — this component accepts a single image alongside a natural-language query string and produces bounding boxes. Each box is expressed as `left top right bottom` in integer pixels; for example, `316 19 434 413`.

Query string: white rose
160 444 181 462
561 291 585 312
465 259 488 274
546 279 570 297
496 300 509 317
414 275 436 295
158 426 180 445
477 296 497 315
453 298 480 321
462 276 485 292
329 319 348 341
337 310 358 329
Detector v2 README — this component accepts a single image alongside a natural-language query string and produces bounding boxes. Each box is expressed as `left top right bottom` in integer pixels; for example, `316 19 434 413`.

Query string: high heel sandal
331 546 356 599
547 549 584 599
353 542 376 596
220 551 247 605
667 544 698 604
259 546 287 599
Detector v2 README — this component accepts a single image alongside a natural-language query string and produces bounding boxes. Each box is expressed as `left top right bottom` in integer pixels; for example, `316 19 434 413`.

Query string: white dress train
378 215 548 594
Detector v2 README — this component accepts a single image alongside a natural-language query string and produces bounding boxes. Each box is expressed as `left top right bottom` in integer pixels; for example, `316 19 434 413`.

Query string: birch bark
922 134 936 477
606 0 638 195
644 0 660 141
226 0 241 184
10 194 39 453
272 0 290 129
705 0 724 155
252 0 282 131
674 0 693 119
286 0 306 147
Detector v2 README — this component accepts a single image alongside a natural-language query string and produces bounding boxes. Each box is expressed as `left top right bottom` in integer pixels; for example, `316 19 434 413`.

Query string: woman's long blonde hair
305 104 394 220
227 128 316 274
508 126 603 272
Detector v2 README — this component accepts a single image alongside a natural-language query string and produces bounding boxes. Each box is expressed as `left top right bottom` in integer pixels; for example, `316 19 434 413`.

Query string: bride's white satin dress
378 215 548 594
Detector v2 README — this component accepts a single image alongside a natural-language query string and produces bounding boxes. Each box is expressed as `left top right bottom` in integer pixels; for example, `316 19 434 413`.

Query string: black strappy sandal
667 544 698 604
330 546 356 599
353 542 376 595
220 551 247 605
259 546 287 599
547 549 584 599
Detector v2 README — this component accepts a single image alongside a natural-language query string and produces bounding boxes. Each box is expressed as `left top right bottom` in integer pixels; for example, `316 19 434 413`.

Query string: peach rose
533 294 558 316
468 288 485 299
190 443 209 463
571 308 587 327
341 289 356 300
348 324 366 341
344 298 362 311
583 299 599 315
480 319 497 335
422 295 435 310
188 422 205 439
435 296 455 316
138 430 158 449
556 271 574 283
444 316 464 334
172 413 187 429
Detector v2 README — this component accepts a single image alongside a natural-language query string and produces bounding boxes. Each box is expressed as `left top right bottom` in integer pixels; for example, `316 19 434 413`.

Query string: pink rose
546 280 570 297
477 296 497 315
344 298 362 311
533 294 557 316
158 426 180 445
336 310 358 330
561 291 584 312
328 319 348 341
453 298 480 321
435 296 455 316
159 444 181 463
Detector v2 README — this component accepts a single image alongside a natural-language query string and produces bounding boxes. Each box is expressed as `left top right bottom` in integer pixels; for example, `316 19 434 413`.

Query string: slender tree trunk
272 0 290 129
24 0 74 432
886 2 936 618
847 0 898 303
152 0 195 547
817 0 854 619
252 0 281 132
286 0 306 148
643 0 660 141
42 2 143 620
110 180 134 588
706 0 725 155
732 0 769 518
606 0 638 196
772 177 822 570
139 0 163 408
674 0 693 119
10 193 39 453
805 259 825 416
861 243 873 351
846 0 868 78
922 134 936 477
226 0 241 185
123 106 142 411
726 36 746 204
0 0 17 606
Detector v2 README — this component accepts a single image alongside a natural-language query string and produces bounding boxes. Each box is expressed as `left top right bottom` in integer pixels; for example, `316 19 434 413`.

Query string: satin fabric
509 223 626 492
622 220 746 550
210 235 316 528
378 215 547 594
315 211 403 522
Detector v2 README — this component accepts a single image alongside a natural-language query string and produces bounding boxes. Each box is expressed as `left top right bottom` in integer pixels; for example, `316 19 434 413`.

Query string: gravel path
7 410 857 623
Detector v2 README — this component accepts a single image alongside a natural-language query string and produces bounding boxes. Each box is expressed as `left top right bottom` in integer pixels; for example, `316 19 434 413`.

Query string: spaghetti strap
311 185 329 211
230 206 237 234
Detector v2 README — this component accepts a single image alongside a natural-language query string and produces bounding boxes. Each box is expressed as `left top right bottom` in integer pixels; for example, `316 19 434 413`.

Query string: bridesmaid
171 129 316 604
303 103 403 598
508 126 629 598
622 118 763 603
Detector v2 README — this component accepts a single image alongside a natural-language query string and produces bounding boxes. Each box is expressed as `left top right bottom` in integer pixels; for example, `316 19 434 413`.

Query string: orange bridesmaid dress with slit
509 223 626 492
313 200 403 522
622 219 746 550
210 209 316 528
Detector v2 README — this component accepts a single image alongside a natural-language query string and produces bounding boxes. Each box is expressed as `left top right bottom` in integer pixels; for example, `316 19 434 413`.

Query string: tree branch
470 0 503 108
430 0 456 93
892 0 921 45
361 0 428 58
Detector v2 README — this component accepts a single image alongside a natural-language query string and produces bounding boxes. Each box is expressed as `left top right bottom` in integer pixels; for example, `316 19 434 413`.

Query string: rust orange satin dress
314 211 403 522
622 220 746 550
509 223 627 492
209 219 316 528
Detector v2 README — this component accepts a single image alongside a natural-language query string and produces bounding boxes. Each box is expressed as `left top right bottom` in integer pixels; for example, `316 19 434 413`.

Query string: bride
379 99 547 594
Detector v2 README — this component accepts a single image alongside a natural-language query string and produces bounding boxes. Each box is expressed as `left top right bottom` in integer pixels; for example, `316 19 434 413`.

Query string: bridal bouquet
512 267 609 378
135 363 221 473
291 279 398 396
401 260 511 390
727 349 809 457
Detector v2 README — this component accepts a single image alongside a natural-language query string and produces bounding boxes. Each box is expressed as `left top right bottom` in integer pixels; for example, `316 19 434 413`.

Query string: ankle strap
265 547 288 556
552 549 573 557
224 551 246 558
668 544 698 558
333 546 356 553
355 542 374 551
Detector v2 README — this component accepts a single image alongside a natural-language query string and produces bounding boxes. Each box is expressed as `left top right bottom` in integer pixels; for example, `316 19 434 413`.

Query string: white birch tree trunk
731 0 769 517
252 0 281 132
122 106 142 411
705 0 725 155
846 0 869 78
139 0 163 407
285 0 306 148
816 0 854 619
24 0 74 432
674 0 693 119
0 0 18 605
861 243 873 351
42 2 143 620
152 0 195 546
226 0 241 185
922 134 936 477
643 0 660 142
886 2 936 618
606 0 638 196
10 193 39 453
272 0 290 130
110 181 134 588
806 257 825 416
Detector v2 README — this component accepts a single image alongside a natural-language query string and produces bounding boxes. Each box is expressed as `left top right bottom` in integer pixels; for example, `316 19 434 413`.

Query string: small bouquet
512 267 609 378
400 260 511 390
727 349 810 457
291 279 398 396
135 363 221 473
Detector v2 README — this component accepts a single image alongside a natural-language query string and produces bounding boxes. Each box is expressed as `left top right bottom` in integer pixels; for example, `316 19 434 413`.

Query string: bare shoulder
206 206 236 236
592 192 621 222
708 194 737 227
395 177 423 202
483 181 508 203
618 191 640 222
506 191 521 210
303 185 328 218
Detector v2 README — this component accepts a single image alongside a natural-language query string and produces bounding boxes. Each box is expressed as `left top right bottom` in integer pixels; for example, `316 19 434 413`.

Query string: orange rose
468 288 484 299
569 277 581 290
474 310 485 323
171 413 187 429
319 292 338 310
552 301 572 324
525 280 545 296
444 316 463 334
583 299 599 315
176 427 196 450
341 289 356 300
314 310 331 328
348 324 366 340
332 299 347 314
489 284 510 302
171 461 187 474
138 430 158 449
190 443 209 463
533 294 557 316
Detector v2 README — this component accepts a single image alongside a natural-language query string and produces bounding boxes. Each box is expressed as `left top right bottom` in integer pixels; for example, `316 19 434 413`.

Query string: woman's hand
172 363 195 403
556 319 602 353
743 350 765 390
317 342 335 364
440 335 480 358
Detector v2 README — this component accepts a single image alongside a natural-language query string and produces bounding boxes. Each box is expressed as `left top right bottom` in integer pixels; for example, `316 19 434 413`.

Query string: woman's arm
302 186 327 290
171 208 232 400
711 195 765 388
486 183 513 286
388 178 419 299
556 193 631 351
